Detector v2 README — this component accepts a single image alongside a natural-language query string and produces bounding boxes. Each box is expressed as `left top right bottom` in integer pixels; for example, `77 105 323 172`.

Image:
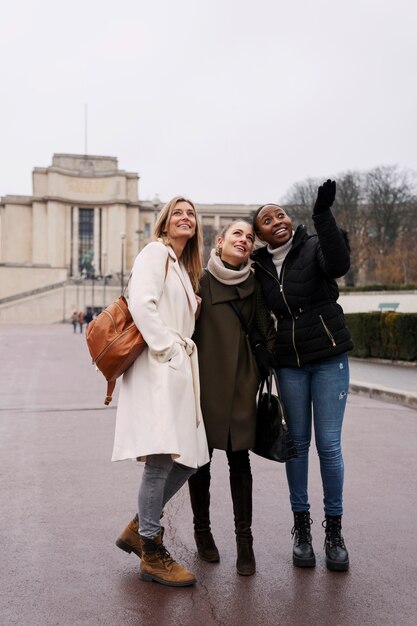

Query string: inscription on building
67 180 107 194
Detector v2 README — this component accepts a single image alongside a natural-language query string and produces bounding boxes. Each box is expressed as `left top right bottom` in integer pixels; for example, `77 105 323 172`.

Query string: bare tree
363 165 417 283
282 177 322 230
377 198 417 285
332 170 366 286
281 166 417 286
365 165 414 253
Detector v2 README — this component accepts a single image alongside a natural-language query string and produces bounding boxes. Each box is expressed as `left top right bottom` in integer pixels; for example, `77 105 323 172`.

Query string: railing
0 276 124 306
0 281 70 305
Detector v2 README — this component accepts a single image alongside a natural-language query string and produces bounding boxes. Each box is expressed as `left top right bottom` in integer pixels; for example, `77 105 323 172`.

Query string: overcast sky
1 0 416 204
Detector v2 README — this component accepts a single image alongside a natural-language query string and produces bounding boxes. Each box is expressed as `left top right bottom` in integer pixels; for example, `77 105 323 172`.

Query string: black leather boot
323 515 349 571
230 475 256 576
188 472 220 562
291 511 316 567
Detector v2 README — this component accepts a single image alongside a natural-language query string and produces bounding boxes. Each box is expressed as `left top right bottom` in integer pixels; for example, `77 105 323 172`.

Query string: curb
350 380 417 411
350 356 417 369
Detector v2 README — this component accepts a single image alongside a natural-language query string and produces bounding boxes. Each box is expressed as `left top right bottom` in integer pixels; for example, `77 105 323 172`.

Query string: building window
144 223 151 239
202 224 216 264
79 208 94 277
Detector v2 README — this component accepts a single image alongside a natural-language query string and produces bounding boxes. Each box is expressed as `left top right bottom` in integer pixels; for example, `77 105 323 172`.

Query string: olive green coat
194 270 274 451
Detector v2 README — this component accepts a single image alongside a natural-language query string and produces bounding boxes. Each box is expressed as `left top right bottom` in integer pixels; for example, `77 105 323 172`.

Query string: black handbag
252 368 298 463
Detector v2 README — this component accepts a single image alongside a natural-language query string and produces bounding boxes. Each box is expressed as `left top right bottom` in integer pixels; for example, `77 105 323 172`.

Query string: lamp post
75 277 80 312
91 264 95 312
102 251 107 309
135 229 144 254
120 232 126 292
152 194 161 229
80 268 87 315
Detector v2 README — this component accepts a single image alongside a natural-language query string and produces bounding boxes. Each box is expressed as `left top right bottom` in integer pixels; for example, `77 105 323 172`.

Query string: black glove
254 344 276 379
313 179 336 215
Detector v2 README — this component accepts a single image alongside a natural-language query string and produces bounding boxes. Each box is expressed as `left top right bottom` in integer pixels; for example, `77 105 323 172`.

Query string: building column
72 207 79 276
32 202 48 264
0 206 3 263
94 207 100 276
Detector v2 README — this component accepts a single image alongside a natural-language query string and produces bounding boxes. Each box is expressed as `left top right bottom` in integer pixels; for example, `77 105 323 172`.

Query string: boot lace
291 514 313 545
156 543 175 566
322 518 346 549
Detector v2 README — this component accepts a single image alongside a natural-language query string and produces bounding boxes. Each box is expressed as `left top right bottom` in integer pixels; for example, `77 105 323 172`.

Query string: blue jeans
138 454 196 537
276 354 349 516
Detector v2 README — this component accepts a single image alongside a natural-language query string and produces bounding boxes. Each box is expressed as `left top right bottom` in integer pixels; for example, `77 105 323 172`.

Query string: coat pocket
168 344 184 371
319 315 336 347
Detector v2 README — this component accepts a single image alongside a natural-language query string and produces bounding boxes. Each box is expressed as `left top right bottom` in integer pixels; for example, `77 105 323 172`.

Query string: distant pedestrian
84 309 93 327
71 311 78 333
252 179 353 572
189 220 276 576
78 311 85 334
113 196 209 587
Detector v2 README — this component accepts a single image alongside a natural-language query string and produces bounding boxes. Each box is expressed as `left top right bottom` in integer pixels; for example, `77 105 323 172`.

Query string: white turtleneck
267 235 293 279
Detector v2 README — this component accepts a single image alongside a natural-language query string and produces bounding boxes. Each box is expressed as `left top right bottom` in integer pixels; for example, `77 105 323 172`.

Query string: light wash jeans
276 353 349 516
138 454 196 537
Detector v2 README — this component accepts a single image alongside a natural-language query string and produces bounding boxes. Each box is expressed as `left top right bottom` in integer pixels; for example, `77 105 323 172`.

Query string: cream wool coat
111 241 209 468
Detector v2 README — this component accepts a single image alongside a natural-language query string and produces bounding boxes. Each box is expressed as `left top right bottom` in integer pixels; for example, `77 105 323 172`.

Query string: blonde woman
113 196 209 587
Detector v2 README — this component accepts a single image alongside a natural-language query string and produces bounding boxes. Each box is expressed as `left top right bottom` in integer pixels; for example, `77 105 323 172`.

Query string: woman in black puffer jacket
252 180 353 572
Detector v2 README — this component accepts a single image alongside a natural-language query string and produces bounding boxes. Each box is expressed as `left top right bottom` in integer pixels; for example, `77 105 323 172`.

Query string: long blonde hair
154 196 203 292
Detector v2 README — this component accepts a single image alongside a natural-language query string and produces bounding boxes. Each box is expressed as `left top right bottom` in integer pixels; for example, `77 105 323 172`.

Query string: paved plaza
0 324 416 626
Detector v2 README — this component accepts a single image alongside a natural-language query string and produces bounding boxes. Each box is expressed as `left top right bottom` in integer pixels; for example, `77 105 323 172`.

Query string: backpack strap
105 380 116 406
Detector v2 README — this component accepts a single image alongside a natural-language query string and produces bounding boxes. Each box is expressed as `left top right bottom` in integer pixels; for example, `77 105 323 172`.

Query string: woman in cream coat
113 196 209 588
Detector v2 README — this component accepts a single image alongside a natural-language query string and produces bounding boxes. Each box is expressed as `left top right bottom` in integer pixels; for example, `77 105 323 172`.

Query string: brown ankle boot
115 514 142 558
188 472 220 562
230 475 256 576
116 514 165 559
140 532 196 587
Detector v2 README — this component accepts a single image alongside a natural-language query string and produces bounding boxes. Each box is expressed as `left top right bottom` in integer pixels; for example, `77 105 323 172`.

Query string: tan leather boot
115 514 142 558
140 532 196 587
116 514 165 559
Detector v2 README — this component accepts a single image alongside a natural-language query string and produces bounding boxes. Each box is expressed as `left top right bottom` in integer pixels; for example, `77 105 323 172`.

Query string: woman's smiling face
255 204 293 249
218 221 254 266
166 201 196 242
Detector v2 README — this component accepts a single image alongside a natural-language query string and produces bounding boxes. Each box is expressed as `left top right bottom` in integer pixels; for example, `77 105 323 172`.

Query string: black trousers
195 436 251 480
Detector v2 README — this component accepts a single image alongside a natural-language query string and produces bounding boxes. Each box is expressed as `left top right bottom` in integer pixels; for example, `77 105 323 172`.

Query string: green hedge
345 312 417 361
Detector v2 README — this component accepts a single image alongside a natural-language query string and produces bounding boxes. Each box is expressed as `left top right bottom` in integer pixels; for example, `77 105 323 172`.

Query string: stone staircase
0 279 122 324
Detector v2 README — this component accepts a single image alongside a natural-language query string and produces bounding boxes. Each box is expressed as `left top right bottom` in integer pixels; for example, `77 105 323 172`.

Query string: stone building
0 153 153 298
0 153 259 322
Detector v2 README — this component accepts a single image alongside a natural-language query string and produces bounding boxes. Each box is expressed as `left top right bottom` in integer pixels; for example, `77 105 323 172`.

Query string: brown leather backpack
86 295 146 405
86 256 169 405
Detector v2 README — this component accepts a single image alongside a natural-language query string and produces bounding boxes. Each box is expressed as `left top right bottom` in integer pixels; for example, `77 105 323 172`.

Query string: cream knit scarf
206 248 252 285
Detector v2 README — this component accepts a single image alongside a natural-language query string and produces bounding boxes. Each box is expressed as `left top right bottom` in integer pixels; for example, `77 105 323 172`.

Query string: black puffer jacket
252 210 353 367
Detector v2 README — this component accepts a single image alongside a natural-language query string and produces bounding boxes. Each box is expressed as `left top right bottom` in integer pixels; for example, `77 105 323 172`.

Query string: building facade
0 153 259 301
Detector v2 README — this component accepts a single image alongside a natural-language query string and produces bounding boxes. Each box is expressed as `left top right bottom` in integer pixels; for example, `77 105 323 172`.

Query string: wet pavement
1 324 417 626
350 357 417 395
349 357 417 410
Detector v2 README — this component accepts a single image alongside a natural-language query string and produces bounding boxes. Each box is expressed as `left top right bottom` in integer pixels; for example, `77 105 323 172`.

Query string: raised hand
313 179 336 215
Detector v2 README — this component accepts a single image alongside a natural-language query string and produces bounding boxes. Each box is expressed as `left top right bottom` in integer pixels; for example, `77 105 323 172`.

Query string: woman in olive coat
188 220 275 576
